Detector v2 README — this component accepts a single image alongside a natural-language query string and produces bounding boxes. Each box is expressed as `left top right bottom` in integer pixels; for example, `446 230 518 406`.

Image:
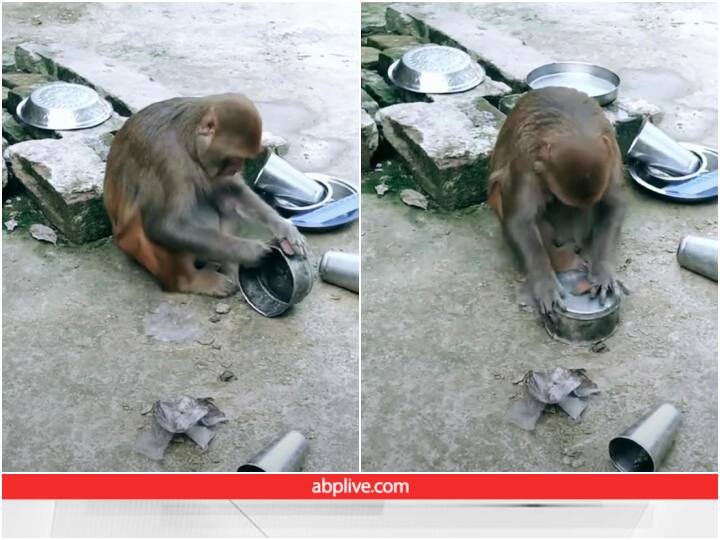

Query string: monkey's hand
588 262 616 306
272 219 307 258
531 274 566 315
233 239 273 268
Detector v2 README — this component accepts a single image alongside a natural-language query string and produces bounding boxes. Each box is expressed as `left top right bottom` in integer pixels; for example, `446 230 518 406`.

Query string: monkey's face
197 95 263 179
539 138 612 208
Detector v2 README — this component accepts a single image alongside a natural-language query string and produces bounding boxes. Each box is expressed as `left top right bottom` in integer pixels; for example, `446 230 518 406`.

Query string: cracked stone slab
426 78 512 108
4 138 111 243
385 3 553 91
378 97 505 209
367 34 420 51
361 109 379 171
361 47 381 70
362 69 405 108
1 72 51 89
361 3 387 36
361 89 379 117
15 42 177 115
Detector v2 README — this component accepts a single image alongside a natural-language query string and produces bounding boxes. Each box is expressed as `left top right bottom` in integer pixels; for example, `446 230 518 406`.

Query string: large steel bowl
526 62 620 106
238 246 314 318
16 82 112 130
388 45 485 94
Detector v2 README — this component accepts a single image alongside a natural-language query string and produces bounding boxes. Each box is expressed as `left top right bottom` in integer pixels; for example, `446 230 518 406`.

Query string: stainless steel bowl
238 246 314 318
388 45 485 94
544 270 621 345
16 82 112 130
526 62 620 105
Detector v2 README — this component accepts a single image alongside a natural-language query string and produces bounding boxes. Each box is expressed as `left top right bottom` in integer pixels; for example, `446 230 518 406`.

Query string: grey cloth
507 368 599 431
134 396 229 460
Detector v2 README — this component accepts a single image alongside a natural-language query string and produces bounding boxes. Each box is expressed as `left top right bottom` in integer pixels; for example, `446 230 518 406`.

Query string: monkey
487 87 626 314
103 93 306 297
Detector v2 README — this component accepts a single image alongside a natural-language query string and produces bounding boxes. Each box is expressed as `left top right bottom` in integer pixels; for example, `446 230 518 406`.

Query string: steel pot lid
16 82 112 130
388 45 485 94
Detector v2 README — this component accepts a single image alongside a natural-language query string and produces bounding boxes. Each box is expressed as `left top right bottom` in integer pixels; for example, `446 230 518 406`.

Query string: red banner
2 473 717 500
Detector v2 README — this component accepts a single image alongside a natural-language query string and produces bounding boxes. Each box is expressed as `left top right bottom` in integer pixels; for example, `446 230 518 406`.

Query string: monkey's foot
179 269 239 297
220 262 240 287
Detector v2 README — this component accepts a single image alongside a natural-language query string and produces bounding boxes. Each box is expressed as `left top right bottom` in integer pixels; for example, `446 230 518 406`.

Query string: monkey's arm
586 185 626 303
145 210 270 266
213 179 307 257
504 180 565 314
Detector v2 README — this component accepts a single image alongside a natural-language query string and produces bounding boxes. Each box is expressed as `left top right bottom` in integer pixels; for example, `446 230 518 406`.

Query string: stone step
361 109 379 171
378 97 505 209
4 138 110 243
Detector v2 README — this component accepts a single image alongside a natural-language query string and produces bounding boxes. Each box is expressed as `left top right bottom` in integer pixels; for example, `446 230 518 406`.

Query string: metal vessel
526 62 620 105
677 236 718 281
239 246 314 317
609 403 683 472
17 82 112 130
319 251 359 293
388 45 485 94
237 431 309 472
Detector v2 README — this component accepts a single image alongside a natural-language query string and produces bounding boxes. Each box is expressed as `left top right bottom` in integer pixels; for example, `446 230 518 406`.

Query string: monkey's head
534 135 613 208
196 94 263 179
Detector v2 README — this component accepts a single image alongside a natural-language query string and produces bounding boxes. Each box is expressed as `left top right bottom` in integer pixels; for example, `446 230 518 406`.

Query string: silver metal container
628 120 702 177
628 143 717 202
526 62 620 105
253 151 328 208
677 236 718 281
237 430 309 472
544 270 620 345
388 45 485 94
238 246 314 318
609 403 683 472
17 82 113 130
319 251 359 293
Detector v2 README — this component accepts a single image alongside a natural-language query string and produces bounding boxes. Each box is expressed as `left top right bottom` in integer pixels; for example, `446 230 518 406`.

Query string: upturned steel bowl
388 45 485 94
544 270 621 345
526 62 620 105
16 82 112 130
238 246 314 318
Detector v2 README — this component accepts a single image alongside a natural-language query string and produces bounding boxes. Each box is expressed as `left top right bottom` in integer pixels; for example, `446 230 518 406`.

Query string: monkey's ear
198 108 218 136
534 143 551 174
599 135 612 156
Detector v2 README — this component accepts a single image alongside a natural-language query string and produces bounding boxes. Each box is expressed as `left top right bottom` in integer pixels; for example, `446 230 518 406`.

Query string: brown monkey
104 94 306 297
488 87 625 314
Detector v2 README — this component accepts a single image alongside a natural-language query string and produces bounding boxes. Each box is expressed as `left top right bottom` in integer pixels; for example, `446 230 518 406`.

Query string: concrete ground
3 3 359 471
362 3 717 471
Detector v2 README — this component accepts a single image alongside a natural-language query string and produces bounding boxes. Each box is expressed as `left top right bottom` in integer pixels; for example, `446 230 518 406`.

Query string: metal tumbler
319 251 359 293
609 403 683 472
677 236 718 281
253 151 326 205
237 430 309 472
628 120 701 176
